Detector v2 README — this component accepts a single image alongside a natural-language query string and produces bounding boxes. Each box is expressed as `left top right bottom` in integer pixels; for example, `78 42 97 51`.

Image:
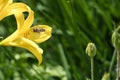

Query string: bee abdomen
33 28 45 33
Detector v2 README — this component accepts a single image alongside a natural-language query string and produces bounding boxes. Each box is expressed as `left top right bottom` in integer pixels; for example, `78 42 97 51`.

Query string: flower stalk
112 25 120 80
86 42 96 80
117 49 120 80
91 57 94 80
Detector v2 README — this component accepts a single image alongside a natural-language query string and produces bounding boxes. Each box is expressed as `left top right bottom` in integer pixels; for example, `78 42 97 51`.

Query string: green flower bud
101 73 110 80
86 42 96 58
112 29 120 49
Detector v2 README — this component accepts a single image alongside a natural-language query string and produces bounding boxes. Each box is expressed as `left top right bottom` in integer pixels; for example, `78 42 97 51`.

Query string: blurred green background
0 0 120 80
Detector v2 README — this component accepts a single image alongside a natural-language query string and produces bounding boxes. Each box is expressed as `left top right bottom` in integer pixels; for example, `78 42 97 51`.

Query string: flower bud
101 72 110 80
86 42 96 58
112 29 120 49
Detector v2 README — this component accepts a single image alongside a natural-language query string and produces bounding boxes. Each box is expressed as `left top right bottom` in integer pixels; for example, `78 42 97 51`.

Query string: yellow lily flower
0 0 52 65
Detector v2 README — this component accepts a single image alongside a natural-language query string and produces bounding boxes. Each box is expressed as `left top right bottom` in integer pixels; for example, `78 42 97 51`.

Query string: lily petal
8 3 34 31
0 4 34 45
0 0 12 11
14 12 24 30
0 2 34 30
3 3 34 30
0 30 19 45
0 0 12 20
23 25 52 43
8 37 43 65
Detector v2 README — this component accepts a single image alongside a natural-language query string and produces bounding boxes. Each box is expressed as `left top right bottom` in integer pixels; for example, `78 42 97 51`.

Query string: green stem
91 57 94 80
57 43 70 79
116 49 120 80
109 49 116 74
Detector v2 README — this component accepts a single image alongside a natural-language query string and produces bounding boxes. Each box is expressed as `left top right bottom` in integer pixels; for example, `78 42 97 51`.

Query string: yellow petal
23 25 52 43
0 0 12 11
8 37 43 65
20 9 34 33
0 0 12 20
0 30 19 45
2 3 34 31
14 12 24 30
0 0 13 20
0 2 34 30
0 3 34 45
8 3 34 31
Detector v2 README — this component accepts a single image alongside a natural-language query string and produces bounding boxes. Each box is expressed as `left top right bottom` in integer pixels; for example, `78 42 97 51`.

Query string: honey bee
33 28 45 33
